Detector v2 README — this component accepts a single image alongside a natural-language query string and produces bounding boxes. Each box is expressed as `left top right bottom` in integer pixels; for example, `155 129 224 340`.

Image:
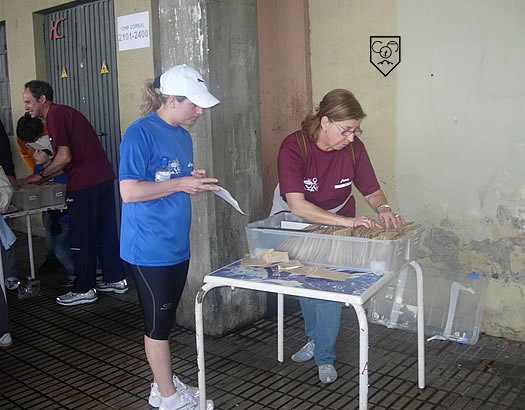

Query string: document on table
213 186 247 215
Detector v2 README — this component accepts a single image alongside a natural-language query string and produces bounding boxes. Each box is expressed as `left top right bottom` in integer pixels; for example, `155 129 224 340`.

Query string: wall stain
421 207 525 284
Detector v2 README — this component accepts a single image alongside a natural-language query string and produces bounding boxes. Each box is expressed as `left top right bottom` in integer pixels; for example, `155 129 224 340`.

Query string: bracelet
376 204 391 212
39 169 46 179
333 215 340 226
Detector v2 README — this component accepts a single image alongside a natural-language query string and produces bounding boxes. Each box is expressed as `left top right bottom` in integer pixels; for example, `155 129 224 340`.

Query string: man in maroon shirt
23 80 127 305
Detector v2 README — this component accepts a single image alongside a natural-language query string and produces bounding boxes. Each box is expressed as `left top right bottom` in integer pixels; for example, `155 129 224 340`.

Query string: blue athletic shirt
119 111 193 266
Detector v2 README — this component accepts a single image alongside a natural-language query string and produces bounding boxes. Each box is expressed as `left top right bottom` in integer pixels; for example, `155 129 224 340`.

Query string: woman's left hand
378 210 405 229
191 169 207 178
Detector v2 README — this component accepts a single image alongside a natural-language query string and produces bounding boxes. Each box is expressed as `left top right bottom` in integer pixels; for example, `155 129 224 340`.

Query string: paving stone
1 233 524 410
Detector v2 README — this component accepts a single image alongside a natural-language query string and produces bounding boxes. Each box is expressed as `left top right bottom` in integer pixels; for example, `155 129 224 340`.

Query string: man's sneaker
96 279 128 294
56 289 98 306
0 333 12 348
318 364 337 383
38 257 62 273
291 340 315 362
149 376 200 407
160 390 214 410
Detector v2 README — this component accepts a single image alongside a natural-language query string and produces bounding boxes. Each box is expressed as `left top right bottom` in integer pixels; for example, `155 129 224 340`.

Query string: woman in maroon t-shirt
273 89 405 384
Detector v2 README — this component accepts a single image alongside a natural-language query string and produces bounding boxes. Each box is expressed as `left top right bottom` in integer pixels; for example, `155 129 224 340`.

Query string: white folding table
195 260 425 410
0 203 67 296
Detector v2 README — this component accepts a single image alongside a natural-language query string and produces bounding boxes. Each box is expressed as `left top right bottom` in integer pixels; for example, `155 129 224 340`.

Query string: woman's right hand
351 215 381 229
178 175 219 195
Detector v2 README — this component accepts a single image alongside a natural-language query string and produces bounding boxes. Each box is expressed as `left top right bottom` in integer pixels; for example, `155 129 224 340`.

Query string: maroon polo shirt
277 130 380 217
46 103 115 191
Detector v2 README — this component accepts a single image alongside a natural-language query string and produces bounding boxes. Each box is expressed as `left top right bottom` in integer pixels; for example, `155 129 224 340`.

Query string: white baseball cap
27 135 53 154
159 64 220 108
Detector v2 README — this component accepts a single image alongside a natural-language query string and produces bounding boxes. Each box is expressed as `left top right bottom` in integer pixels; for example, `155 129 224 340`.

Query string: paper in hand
213 186 247 215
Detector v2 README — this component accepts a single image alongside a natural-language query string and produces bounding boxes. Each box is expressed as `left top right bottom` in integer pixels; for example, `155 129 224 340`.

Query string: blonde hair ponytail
139 80 168 116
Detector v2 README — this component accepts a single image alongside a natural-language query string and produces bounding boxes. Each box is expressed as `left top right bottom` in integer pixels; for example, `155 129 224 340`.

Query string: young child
16 112 44 172
27 136 75 280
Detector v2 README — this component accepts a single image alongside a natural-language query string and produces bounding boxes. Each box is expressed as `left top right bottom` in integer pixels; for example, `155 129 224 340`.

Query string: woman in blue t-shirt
119 65 219 410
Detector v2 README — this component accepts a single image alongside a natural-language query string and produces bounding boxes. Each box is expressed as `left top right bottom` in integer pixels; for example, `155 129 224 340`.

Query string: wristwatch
376 204 391 212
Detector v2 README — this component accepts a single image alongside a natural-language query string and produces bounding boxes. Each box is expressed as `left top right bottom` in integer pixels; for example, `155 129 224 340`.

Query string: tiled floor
1 232 524 409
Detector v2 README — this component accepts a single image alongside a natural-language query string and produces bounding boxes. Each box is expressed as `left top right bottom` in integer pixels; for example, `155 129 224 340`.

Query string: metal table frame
195 260 425 410
1 204 67 296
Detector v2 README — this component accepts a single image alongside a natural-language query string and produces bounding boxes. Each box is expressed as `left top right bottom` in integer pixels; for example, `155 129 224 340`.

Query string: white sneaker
159 390 214 410
291 340 315 362
318 364 337 383
0 332 12 348
149 376 199 407
96 279 128 294
56 289 98 305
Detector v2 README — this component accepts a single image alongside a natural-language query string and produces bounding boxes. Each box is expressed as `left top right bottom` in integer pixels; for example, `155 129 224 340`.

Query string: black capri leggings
124 260 189 340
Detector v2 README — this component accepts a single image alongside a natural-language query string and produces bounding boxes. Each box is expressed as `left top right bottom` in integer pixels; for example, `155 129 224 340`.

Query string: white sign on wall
117 11 150 51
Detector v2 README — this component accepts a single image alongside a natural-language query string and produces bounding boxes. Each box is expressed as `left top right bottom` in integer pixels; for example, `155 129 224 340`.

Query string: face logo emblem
370 36 401 77
304 177 318 192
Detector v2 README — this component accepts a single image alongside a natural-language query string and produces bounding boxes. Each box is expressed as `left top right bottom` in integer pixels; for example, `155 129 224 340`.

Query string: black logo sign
370 36 401 77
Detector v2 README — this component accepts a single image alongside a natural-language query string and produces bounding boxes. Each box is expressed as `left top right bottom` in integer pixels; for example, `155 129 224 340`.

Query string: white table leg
26 215 35 279
195 283 221 410
410 260 425 389
389 265 409 325
352 303 369 410
277 293 284 362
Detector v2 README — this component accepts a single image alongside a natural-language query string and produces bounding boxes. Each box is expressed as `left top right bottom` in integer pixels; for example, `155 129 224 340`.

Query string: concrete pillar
257 0 312 214
157 0 265 336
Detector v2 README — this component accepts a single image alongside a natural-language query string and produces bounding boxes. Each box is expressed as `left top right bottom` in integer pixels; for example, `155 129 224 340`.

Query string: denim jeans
0 286 9 335
42 212 75 276
299 297 342 366
0 245 15 278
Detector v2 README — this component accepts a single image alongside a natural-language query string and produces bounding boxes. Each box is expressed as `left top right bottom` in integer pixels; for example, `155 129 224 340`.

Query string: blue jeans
0 285 9 335
42 212 75 276
0 245 15 278
299 297 342 366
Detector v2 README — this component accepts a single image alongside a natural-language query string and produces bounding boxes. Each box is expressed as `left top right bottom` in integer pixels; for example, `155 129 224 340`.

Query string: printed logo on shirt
304 177 318 192
169 158 182 175
334 178 353 189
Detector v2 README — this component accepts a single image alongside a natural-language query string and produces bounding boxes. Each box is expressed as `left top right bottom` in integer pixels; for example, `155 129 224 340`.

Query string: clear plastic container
368 268 487 344
245 212 425 273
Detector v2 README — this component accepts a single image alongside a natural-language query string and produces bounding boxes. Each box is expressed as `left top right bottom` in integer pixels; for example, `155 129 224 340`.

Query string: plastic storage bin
11 182 66 211
245 212 425 273
368 267 487 344
38 182 66 207
11 185 41 210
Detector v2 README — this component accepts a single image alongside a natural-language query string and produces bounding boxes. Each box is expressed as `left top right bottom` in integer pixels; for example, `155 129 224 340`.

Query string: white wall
397 0 525 339
398 0 525 235
309 0 525 340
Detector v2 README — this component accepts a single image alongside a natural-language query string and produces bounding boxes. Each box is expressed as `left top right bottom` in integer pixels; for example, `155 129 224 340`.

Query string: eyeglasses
331 119 363 137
